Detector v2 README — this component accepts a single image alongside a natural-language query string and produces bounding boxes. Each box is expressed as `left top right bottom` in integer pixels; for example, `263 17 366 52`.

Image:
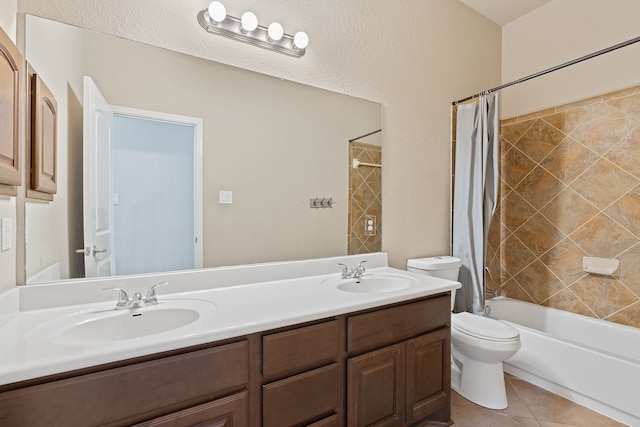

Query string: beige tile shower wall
349 142 381 255
498 85 640 329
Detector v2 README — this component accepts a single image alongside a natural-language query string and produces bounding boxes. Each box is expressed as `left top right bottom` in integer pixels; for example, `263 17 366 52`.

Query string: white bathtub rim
500 318 640 367
486 296 640 364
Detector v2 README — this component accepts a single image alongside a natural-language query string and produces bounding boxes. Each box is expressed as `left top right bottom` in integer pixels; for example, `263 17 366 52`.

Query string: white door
82 76 115 277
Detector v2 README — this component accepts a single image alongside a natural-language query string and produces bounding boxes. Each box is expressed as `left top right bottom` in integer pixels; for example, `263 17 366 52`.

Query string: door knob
75 246 107 256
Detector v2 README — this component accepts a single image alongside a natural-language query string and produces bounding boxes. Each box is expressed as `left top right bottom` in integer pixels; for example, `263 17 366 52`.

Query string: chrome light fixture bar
197 2 309 58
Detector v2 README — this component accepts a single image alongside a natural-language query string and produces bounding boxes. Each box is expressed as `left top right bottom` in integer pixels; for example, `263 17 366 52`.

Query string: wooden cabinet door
135 391 248 427
405 328 450 424
347 344 404 427
29 71 57 197
0 26 23 193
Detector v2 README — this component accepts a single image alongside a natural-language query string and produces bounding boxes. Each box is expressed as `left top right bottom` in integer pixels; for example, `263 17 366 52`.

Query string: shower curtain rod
452 35 640 105
349 128 382 143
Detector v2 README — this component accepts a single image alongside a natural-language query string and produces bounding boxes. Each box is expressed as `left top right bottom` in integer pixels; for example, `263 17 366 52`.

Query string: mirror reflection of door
82 76 115 277
111 108 203 276
82 76 203 278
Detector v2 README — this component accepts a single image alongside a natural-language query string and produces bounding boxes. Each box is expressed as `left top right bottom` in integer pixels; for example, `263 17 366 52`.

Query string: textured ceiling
459 0 552 26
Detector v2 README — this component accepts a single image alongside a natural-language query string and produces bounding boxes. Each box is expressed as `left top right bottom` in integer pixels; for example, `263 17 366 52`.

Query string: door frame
111 105 204 269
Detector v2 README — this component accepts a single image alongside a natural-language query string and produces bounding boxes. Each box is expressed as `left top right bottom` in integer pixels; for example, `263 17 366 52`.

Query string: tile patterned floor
451 374 628 427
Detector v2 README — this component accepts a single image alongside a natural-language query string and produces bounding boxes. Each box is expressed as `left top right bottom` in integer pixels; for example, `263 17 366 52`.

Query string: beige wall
0 0 17 42
16 0 502 270
502 0 640 118
0 0 18 293
24 15 84 281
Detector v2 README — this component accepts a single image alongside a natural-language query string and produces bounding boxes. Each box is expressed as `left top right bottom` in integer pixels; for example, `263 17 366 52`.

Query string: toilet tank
407 256 461 281
407 256 462 311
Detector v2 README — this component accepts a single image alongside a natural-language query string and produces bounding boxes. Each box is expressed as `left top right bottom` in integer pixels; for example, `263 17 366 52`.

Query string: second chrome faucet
103 281 169 309
337 261 367 279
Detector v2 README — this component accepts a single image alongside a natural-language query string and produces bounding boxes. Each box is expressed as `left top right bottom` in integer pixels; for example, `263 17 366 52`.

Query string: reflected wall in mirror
23 15 382 285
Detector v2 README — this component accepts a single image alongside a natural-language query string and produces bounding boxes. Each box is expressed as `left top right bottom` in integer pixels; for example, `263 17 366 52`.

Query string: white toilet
407 256 521 410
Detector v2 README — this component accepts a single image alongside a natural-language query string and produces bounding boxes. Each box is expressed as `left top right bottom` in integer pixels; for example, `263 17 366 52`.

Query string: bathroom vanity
0 254 459 426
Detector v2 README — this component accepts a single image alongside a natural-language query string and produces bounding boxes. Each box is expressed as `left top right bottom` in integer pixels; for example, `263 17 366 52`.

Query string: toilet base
451 355 508 410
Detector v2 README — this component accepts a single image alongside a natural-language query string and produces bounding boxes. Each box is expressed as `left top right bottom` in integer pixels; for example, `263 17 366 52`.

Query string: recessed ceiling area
460 0 552 26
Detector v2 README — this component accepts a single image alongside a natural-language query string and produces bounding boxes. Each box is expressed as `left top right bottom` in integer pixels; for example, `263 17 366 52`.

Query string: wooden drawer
0 340 249 426
135 390 248 427
307 413 339 427
263 319 339 378
263 363 339 427
347 295 450 354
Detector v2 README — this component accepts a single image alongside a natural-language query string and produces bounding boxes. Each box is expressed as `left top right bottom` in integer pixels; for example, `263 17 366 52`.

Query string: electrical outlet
1 218 12 251
364 215 376 236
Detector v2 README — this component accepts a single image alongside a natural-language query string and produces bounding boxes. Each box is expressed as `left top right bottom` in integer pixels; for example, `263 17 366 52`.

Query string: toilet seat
452 312 519 342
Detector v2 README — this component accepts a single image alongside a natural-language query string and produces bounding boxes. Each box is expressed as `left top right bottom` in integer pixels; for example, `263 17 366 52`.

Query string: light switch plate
1 218 12 252
219 191 233 204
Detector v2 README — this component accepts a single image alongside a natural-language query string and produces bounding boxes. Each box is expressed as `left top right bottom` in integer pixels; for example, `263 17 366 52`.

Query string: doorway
111 107 203 275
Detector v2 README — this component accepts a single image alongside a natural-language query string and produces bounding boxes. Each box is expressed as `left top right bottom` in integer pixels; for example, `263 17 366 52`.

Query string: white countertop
0 260 460 387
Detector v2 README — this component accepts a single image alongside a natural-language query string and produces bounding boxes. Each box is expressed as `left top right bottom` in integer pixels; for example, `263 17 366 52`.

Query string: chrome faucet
104 281 169 309
144 281 168 305
103 287 132 309
337 261 367 279
353 261 367 278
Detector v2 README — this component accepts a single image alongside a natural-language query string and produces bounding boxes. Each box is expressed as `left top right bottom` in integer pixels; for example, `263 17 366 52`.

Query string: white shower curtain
452 94 499 314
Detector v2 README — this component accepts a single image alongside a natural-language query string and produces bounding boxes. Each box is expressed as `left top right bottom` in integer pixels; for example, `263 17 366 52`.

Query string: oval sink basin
323 273 418 293
29 299 216 345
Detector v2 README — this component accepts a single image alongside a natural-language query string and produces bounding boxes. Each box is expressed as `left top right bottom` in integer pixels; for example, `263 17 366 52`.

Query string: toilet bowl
407 256 521 409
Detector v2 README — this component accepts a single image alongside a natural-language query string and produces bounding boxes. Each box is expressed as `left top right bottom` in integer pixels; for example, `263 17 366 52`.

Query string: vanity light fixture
240 11 258 33
197 1 309 58
207 1 226 23
267 22 284 42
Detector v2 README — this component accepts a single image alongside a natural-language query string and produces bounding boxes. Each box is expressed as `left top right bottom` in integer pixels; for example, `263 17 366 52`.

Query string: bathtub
485 296 640 427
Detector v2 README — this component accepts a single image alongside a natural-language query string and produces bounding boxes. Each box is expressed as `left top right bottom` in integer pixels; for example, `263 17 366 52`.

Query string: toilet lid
452 312 519 342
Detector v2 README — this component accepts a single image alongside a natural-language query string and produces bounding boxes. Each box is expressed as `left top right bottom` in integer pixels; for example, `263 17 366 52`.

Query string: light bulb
267 22 284 42
207 1 226 23
293 31 309 50
240 11 258 32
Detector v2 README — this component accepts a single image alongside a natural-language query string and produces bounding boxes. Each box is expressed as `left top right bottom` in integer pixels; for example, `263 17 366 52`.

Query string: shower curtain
452 94 499 314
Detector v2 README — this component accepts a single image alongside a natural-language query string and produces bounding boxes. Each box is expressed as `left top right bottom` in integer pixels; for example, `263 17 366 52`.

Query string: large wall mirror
23 15 382 285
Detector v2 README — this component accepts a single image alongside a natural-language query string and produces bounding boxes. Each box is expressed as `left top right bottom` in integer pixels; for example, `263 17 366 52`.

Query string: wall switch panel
219 191 233 204
1 218 12 251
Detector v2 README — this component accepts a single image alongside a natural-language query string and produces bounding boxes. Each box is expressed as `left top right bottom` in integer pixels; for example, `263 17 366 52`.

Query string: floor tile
451 374 627 427
507 377 626 427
